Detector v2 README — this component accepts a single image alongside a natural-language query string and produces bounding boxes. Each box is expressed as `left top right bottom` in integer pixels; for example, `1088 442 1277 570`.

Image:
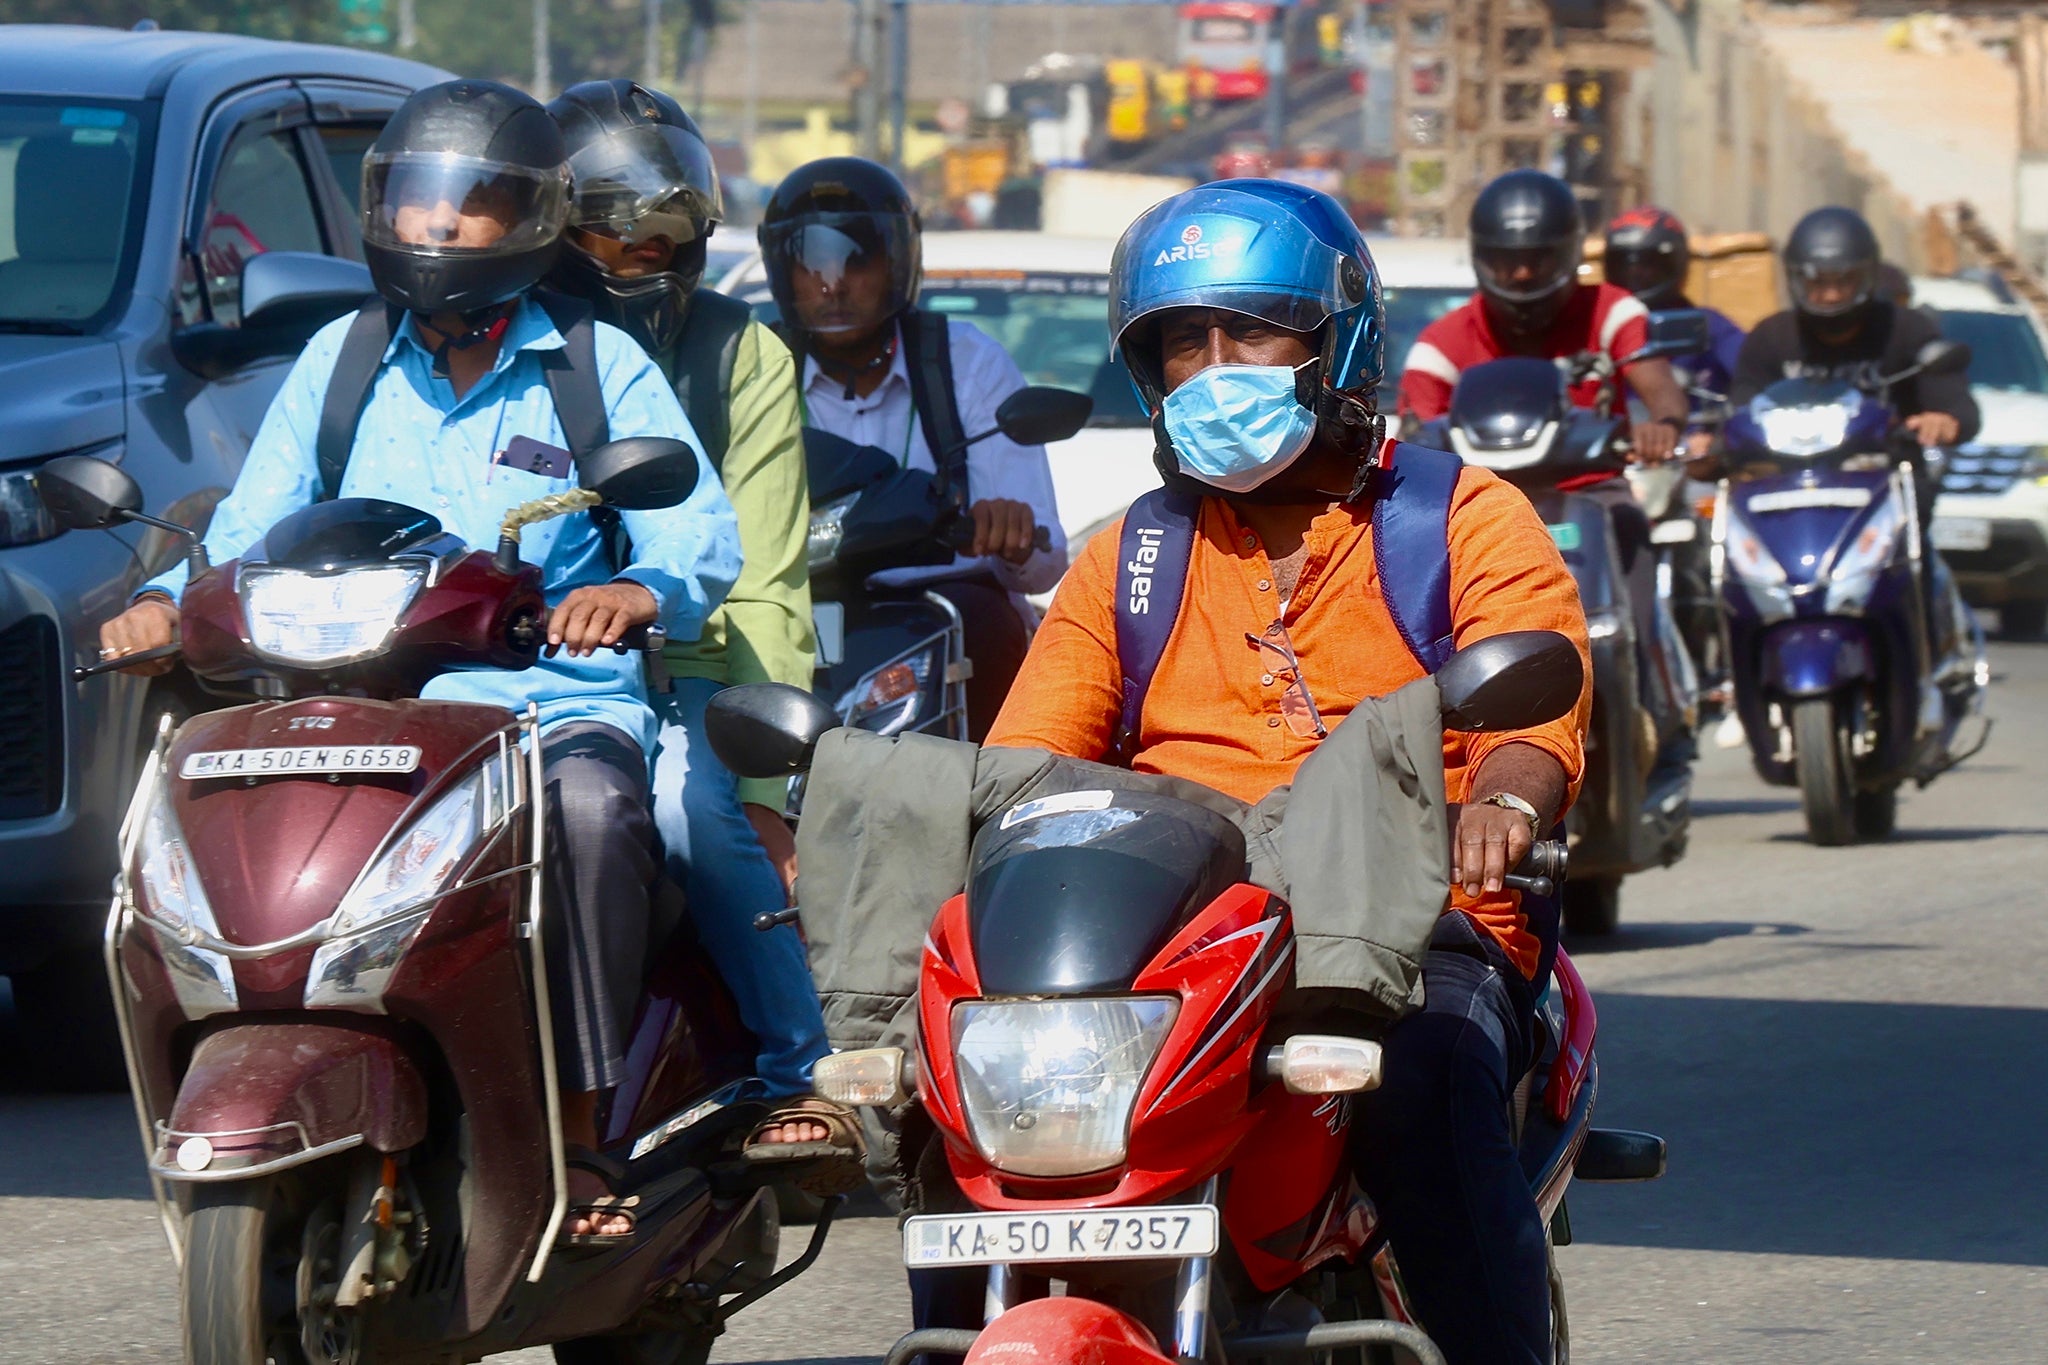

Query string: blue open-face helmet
1109 179 1385 415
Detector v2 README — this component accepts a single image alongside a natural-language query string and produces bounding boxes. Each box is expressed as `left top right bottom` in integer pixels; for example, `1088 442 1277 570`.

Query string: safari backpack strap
1111 488 1201 766
899 309 969 509
672 288 753 474
315 303 403 502
531 289 612 463
1371 440 1462 674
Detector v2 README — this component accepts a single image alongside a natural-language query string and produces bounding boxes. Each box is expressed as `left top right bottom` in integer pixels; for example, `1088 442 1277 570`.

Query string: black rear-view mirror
582 437 700 511
35 455 144 531
705 682 840 779
1438 630 1585 732
995 386 1094 446
1636 308 1712 361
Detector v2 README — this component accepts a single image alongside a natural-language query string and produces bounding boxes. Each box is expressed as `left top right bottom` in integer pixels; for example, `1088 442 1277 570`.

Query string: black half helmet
546 79 725 354
758 157 921 343
361 80 570 316
1783 206 1881 320
1469 169 1585 335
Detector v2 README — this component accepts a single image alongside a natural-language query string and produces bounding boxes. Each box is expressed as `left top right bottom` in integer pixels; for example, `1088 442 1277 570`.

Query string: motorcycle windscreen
1447 356 1566 452
967 789 1246 995
255 499 446 571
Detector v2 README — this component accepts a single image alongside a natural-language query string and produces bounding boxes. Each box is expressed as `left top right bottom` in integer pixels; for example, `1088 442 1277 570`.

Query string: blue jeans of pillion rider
650 676 830 1097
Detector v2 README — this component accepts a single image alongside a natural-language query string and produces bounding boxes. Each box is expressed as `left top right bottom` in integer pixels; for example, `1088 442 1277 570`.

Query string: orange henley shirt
985 460 1593 977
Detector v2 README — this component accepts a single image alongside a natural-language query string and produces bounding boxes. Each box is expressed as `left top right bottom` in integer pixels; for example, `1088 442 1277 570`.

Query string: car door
294 78 411 260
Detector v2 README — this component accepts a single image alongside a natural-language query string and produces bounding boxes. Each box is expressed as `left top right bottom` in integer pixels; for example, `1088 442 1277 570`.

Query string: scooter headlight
129 782 238 1017
953 996 1177 1178
1824 492 1908 614
840 641 941 736
241 563 428 667
1754 398 1851 458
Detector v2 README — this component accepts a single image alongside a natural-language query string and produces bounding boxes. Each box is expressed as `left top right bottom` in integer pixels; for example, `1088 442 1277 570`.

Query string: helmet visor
363 152 568 256
1603 246 1678 297
1473 242 1580 303
762 211 918 337
1793 260 1874 318
568 124 722 248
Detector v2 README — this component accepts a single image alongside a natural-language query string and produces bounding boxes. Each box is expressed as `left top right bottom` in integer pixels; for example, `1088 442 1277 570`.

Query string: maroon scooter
35 445 837 1365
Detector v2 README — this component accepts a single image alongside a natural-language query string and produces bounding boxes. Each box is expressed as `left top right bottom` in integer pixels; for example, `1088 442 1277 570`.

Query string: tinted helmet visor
1473 242 1579 304
761 210 917 337
364 152 568 256
567 123 721 249
1793 260 1875 318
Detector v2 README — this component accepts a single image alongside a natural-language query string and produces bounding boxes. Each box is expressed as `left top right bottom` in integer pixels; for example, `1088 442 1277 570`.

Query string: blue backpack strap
1112 488 1200 765
1372 440 1462 673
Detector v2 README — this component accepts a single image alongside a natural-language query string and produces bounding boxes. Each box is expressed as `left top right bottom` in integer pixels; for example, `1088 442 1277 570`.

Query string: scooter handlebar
1501 839 1568 898
73 641 182 682
941 518 1054 556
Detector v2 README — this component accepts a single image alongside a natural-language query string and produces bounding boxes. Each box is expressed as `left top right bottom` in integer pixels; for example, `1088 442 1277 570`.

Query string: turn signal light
1267 1035 1384 1095
814 1047 909 1107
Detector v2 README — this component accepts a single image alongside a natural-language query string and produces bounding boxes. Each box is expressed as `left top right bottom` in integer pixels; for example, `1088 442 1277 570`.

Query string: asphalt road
4 642 2044 1364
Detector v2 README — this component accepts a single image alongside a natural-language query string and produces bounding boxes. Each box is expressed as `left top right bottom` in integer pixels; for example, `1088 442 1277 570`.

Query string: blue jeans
651 677 829 1097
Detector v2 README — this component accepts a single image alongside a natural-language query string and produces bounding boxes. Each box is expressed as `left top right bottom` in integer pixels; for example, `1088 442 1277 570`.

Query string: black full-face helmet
361 80 570 316
1469 169 1585 336
758 157 921 345
1783 206 1881 321
1603 206 1691 309
546 79 724 354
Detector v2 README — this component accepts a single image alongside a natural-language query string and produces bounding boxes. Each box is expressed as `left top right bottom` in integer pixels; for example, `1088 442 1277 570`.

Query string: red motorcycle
35 446 835 1365
707 634 1666 1365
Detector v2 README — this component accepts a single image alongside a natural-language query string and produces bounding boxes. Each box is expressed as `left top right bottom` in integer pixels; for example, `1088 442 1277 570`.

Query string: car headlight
1824 489 1907 614
807 494 858 571
241 563 427 666
306 749 518 1008
953 996 1177 1178
130 783 238 1017
839 642 940 735
1754 400 1851 458
0 467 61 548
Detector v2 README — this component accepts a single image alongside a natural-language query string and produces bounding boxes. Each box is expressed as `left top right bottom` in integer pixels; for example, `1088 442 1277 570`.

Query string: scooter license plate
903 1203 1220 1268
1930 517 1992 552
180 745 423 779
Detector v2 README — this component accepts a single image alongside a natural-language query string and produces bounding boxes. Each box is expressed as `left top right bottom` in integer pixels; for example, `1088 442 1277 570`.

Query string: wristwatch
1479 791 1541 839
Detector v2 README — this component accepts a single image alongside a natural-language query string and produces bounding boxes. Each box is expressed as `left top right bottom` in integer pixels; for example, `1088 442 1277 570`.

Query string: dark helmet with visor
1783 206 1881 320
546 79 724 353
758 157 920 343
1603 206 1691 309
361 80 570 316
1469 169 1585 335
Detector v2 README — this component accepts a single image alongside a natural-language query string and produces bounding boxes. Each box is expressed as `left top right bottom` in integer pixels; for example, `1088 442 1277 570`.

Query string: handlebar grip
609 624 669 655
753 907 801 932
1032 525 1053 553
1502 873 1554 898
943 521 1056 556
74 642 182 682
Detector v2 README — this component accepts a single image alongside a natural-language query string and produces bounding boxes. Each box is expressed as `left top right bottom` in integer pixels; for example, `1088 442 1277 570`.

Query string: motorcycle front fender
152 1019 428 1183
964 1297 1175 1365
1760 619 1873 699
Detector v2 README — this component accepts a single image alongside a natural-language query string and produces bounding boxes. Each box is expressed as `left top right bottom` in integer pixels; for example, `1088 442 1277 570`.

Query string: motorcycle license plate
903 1203 1220 1268
813 601 845 667
1930 517 1992 552
180 745 422 779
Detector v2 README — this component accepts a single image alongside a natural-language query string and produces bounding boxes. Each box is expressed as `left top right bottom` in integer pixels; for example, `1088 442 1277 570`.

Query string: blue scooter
1714 339 1990 845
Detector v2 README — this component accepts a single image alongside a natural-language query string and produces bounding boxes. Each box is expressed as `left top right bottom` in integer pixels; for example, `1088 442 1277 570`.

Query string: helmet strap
419 302 517 379
813 330 898 400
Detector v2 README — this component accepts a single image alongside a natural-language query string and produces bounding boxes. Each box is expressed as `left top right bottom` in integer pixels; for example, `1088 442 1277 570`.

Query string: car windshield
0 100 150 331
920 271 1149 427
1383 284 1470 378
1933 309 2048 395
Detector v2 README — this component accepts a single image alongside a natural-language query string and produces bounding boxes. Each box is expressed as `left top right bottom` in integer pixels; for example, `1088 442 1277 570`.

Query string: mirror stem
494 533 522 576
117 509 209 576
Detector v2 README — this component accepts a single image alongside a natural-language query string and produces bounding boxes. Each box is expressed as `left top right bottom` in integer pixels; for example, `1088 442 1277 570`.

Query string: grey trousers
541 722 657 1093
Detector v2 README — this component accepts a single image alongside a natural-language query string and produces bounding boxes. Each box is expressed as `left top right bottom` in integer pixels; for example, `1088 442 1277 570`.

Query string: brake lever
753 907 801 932
74 642 182 682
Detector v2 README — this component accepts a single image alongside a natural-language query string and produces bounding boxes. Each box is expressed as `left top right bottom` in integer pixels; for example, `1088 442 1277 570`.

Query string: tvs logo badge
1180 223 1203 245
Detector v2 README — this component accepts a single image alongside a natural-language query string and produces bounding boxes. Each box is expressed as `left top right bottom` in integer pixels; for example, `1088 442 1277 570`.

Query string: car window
1383 284 1470 376
0 100 147 329
190 127 327 328
1933 309 2048 396
921 272 1149 427
317 124 381 222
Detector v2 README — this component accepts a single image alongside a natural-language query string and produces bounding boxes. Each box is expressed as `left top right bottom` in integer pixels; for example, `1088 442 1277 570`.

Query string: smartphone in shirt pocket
494 435 574 480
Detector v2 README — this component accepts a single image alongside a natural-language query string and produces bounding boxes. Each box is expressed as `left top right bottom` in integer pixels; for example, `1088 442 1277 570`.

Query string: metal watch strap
1481 791 1541 837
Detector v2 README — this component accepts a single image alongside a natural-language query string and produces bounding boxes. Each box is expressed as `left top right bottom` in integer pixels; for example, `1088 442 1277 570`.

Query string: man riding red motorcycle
968 180 1594 1364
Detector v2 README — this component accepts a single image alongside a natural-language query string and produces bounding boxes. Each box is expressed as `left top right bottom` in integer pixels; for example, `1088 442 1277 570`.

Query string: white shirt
800 318 1067 594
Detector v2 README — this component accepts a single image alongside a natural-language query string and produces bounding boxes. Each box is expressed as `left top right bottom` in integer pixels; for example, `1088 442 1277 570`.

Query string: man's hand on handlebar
547 581 658 658
1451 800 1536 898
1904 411 1962 447
1629 417 1681 467
98 596 181 676
967 498 1039 565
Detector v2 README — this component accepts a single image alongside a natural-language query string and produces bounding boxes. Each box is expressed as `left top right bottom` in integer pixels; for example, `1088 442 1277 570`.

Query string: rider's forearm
1624 358 1691 427
1468 741 1568 829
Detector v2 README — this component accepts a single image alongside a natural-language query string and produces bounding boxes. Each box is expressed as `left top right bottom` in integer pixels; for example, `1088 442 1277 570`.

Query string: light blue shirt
148 298 743 753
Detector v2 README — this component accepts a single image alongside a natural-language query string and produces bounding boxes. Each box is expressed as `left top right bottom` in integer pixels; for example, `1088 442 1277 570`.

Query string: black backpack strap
532 289 611 462
1371 440 1462 674
899 309 969 510
672 289 753 474
316 303 401 502
1111 488 1201 765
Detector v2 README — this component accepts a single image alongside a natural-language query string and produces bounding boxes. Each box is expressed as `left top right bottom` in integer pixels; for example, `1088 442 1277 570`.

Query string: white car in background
1915 274 2048 639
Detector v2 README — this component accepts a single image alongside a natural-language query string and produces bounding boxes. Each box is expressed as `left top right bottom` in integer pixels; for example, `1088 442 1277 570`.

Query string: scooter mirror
579 437 701 511
1913 337 1972 378
704 682 840 779
1638 308 1712 360
994 386 1094 446
1437 630 1585 732
35 454 144 531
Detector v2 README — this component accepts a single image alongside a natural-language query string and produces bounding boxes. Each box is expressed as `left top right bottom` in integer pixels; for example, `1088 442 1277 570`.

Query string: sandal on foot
739 1096 866 1196
557 1146 641 1247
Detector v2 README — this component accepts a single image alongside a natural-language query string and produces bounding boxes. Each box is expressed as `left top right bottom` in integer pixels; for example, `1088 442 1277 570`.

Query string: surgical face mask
1161 361 1318 494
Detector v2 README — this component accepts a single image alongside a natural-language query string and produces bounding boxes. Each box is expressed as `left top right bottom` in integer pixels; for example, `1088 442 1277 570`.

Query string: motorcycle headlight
241 563 428 666
307 749 518 1008
130 783 238 1016
0 466 62 547
953 996 1178 1178
840 642 940 735
807 493 858 571
1824 490 1907 613
1754 400 1851 458
1722 508 1786 585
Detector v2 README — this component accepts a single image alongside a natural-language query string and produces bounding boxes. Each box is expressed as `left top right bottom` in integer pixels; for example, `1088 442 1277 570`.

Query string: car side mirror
1437 630 1585 732
704 682 840 779
35 454 144 531
580 437 701 511
238 251 375 332
1636 308 1712 360
994 386 1094 446
1913 337 1971 377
